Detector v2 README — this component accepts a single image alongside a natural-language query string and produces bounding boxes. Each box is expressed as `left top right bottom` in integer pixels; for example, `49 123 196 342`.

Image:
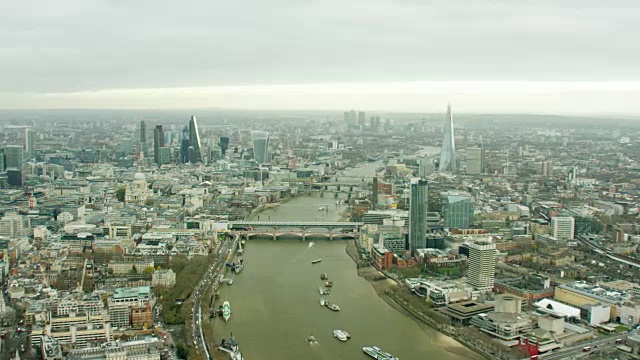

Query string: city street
536 335 627 360
192 235 238 359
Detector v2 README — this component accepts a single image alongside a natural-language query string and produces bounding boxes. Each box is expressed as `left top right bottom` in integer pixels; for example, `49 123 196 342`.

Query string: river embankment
344 240 489 360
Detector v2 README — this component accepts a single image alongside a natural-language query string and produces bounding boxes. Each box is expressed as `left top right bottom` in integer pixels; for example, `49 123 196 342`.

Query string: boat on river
325 302 340 311
320 273 328 280
363 346 398 360
325 281 333 287
333 330 350 341
319 286 330 295
222 301 231 322
307 335 318 345
311 259 322 264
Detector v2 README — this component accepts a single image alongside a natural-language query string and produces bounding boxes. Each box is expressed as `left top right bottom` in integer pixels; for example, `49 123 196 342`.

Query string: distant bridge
229 221 363 229
234 229 356 241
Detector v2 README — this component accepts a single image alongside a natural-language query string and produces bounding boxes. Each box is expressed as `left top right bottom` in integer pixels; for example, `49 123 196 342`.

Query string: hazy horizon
2 1 639 114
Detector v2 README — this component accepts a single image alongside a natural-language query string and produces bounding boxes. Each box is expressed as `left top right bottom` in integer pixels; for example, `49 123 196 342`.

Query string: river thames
210 152 481 360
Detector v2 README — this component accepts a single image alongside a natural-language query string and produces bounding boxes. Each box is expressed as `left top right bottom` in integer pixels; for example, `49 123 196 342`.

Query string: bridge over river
229 221 362 240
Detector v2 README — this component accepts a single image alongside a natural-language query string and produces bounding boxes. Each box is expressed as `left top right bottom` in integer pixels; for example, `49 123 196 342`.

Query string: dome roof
133 172 146 181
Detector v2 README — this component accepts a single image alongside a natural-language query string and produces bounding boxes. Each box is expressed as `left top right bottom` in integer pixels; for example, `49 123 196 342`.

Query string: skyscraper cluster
178 116 204 164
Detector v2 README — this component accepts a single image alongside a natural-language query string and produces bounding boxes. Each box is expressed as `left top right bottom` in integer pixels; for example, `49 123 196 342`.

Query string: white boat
227 279 233 285
319 286 330 295
311 258 322 264
333 330 349 341
222 301 231 322
363 346 399 360
318 207 325 211
320 299 327 306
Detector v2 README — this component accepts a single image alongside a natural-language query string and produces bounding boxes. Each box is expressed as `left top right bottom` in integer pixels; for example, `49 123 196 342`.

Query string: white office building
551 216 575 240
467 240 496 291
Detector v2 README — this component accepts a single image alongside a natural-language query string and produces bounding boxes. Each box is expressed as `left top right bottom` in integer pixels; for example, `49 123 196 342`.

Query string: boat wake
308 242 315 248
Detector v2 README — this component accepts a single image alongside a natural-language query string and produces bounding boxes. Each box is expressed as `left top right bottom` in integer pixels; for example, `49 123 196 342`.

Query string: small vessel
311 259 322 264
325 281 333 287
222 301 231 322
234 262 244 274
307 335 318 345
320 273 328 280
326 302 340 311
308 241 315 248
336 200 341 206
227 279 234 285
320 299 327 306
319 286 330 295
333 330 350 342
219 333 244 360
363 346 399 360
318 207 325 211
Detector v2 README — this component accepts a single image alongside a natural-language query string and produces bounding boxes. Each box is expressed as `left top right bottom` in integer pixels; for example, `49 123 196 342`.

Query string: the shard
438 104 456 173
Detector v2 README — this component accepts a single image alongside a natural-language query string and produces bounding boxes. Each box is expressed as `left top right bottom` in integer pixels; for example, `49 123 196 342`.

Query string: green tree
176 342 189 359
130 265 137 274
142 266 155 275
115 187 126 202
144 198 156 206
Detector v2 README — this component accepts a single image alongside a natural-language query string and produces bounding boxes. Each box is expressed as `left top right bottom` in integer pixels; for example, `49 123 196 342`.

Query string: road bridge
234 229 356 241
230 221 363 229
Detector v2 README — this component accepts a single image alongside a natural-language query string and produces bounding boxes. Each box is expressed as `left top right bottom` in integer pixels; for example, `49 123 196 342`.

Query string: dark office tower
219 136 230 155
372 177 379 209
439 104 457 173
0 149 5 171
154 125 164 165
188 115 203 163
5 145 23 169
180 126 190 163
188 146 195 165
252 131 270 164
409 178 428 253
357 111 365 126
140 121 147 143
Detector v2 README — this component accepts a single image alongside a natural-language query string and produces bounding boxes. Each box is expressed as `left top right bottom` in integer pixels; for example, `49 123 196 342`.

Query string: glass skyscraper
188 116 203 163
409 178 428 252
439 104 456 173
442 193 474 229
252 131 270 164
153 125 164 165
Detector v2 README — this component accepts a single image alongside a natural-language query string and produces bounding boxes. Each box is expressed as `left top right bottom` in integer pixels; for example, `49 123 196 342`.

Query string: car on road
582 346 591 352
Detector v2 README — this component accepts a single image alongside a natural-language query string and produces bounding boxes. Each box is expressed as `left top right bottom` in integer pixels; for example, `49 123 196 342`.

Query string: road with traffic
536 335 627 360
192 235 238 359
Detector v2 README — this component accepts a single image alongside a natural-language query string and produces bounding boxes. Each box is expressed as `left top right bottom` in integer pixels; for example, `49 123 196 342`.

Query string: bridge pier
272 233 277 241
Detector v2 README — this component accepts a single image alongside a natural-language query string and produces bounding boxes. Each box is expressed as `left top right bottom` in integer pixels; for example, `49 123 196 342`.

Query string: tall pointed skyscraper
188 115 203 163
439 104 456 173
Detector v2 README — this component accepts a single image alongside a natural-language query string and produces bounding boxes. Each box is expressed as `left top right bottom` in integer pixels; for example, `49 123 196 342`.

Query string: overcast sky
1 0 639 113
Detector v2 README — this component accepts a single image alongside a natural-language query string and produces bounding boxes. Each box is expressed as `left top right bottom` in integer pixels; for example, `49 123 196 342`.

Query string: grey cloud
0 0 639 93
